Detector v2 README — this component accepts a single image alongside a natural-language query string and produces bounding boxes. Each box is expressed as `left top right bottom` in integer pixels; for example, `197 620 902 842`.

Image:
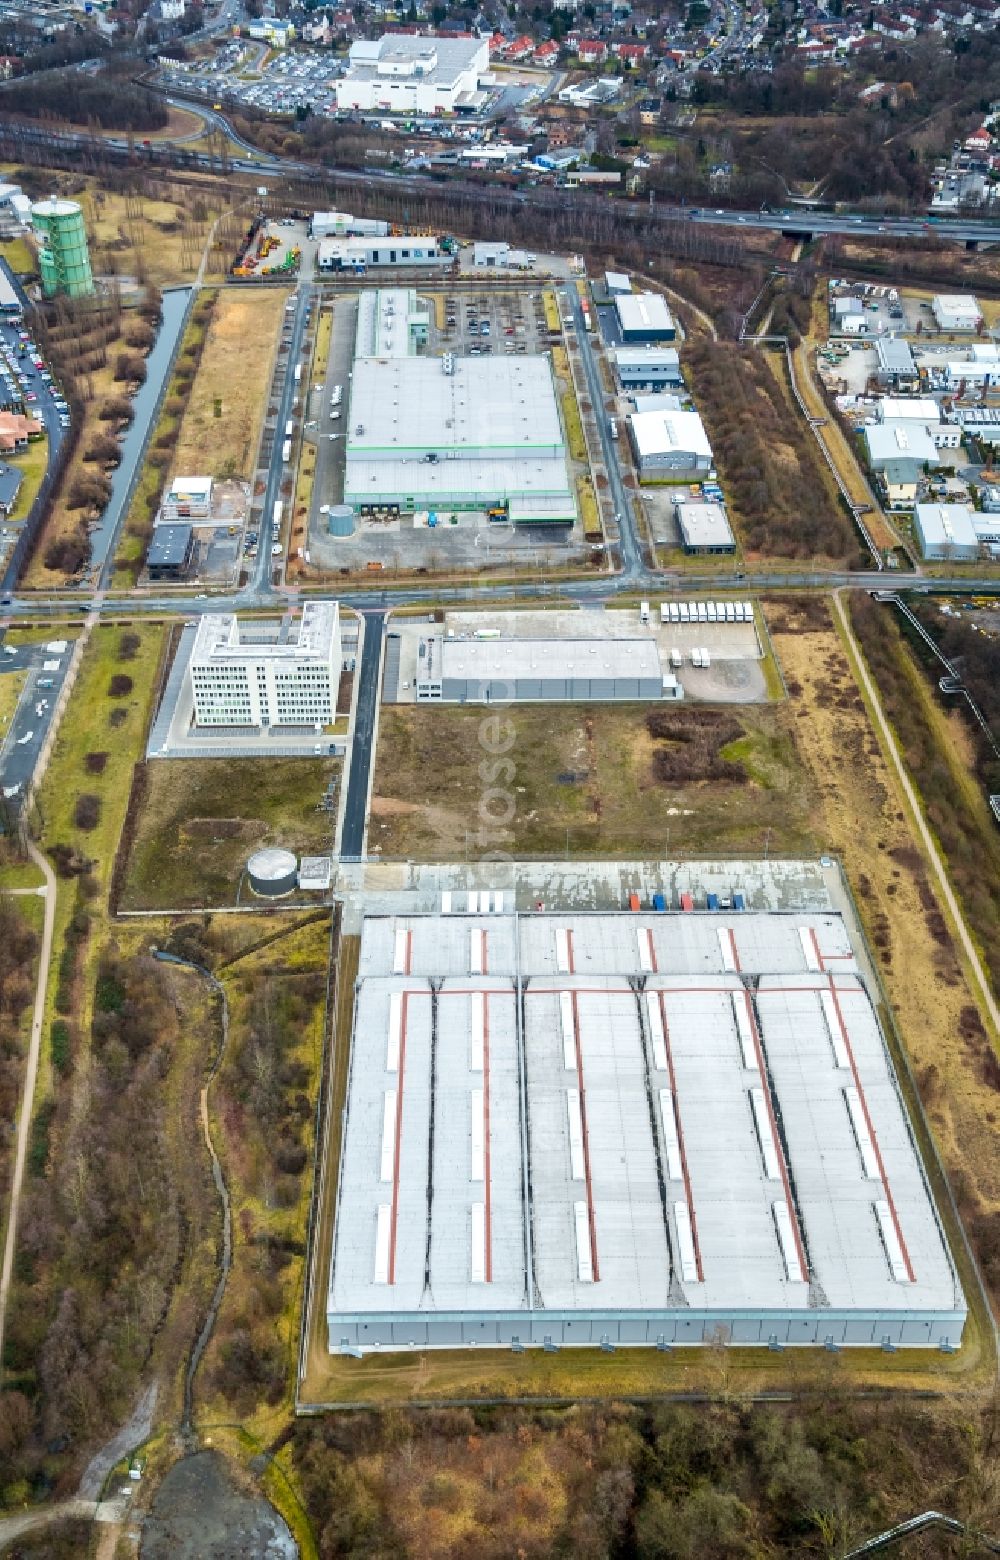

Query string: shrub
84 751 109 774
107 674 133 698
118 632 140 661
50 1020 72 1076
73 794 101 831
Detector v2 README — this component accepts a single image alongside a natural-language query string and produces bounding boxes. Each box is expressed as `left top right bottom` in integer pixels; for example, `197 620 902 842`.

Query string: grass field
121 756 340 909
0 237 35 276
78 177 231 290
369 702 818 861
171 288 290 481
0 668 26 737
766 596 1000 1320
7 437 47 526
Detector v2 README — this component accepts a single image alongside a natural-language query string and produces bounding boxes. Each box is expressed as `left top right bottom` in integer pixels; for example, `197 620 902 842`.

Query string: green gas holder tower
31 198 94 299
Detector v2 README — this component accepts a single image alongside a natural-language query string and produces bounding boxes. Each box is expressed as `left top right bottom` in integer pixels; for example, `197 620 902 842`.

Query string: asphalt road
339 610 384 861
0 636 75 813
253 283 313 591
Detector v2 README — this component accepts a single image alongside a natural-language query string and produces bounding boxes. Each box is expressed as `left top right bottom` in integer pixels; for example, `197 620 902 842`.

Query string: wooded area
292 1393 1000 1560
683 341 861 561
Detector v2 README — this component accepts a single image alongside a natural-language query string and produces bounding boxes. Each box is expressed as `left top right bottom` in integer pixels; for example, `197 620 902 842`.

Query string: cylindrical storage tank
247 847 298 898
327 503 355 537
30 199 94 299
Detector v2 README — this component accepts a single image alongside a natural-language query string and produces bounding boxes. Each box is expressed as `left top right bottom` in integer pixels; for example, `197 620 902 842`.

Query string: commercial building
414 634 665 702
31 198 94 299
912 503 980 561
876 399 960 449
335 35 488 116
931 294 982 333
628 407 713 477
874 337 918 391
161 475 213 522
317 235 447 273
473 241 511 267
614 292 676 342
864 422 939 470
611 346 683 392
187 601 340 729
0 267 21 320
674 499 735 555
310 212 389 239
344 354 575 523
355 288 429 358
147 522 194 580
326 908 966 1353
605 270 631 295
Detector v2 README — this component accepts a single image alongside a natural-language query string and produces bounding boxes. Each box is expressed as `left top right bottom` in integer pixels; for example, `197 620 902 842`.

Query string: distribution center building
414 635 665 701
187 601 340 729
326 909 966 1352
344 354 576 523
355 288 430 358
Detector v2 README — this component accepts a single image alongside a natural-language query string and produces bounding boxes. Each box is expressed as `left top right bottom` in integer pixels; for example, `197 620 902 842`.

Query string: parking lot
160 45 341 118
0 633 76 815
0 299 71 579
429 285 550 358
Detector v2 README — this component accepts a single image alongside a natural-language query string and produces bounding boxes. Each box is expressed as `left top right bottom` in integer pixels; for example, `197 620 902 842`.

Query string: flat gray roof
328 910 964 1335
676 501 734 549
615 292 674 334
346 355 563 457
438 636 662 682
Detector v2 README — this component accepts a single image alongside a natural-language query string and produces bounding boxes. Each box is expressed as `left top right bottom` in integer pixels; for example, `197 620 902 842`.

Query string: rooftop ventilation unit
443 352 455 375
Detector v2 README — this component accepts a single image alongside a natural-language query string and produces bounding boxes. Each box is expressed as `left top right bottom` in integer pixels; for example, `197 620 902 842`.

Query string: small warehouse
913 503 980 561
611 346 683 392
931 294 982 333
415 635 664 702
472 241 510 267
628 407 713 476
874 337 918 391
147 522 194 580
605 270 631 295
674 499 735 555
864 422 939 470
614 292 675 343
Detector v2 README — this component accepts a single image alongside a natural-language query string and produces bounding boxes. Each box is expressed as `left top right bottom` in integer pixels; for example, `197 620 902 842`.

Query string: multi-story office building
188 602 340 729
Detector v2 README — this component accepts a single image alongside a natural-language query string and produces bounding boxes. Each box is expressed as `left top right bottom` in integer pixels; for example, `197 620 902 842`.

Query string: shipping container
733 892 745 911
640 600 650 624
628 892 641 912
293 362 303 384
680 892 694 912
706 892 719 911
652 892 667 912
701 648 711 669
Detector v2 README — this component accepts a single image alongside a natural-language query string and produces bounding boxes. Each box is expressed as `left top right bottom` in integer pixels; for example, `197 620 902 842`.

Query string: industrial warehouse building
355 288 429 358
674 500 735 555
414 634 667 701
864 422 940 471
874 337 918 391
931 294 983 333
614 292 676 342
913 503 994 561
335 34 488 115
611 346 683 392
187 601 340 728
344 354 576 523
628 407 713 476
317 236 447 272
326 909 966 1353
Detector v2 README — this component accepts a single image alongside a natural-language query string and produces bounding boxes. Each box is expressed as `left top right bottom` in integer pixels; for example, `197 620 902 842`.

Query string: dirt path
0 839 56 1376
833 592 1000 1039
0 1498 96 1547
